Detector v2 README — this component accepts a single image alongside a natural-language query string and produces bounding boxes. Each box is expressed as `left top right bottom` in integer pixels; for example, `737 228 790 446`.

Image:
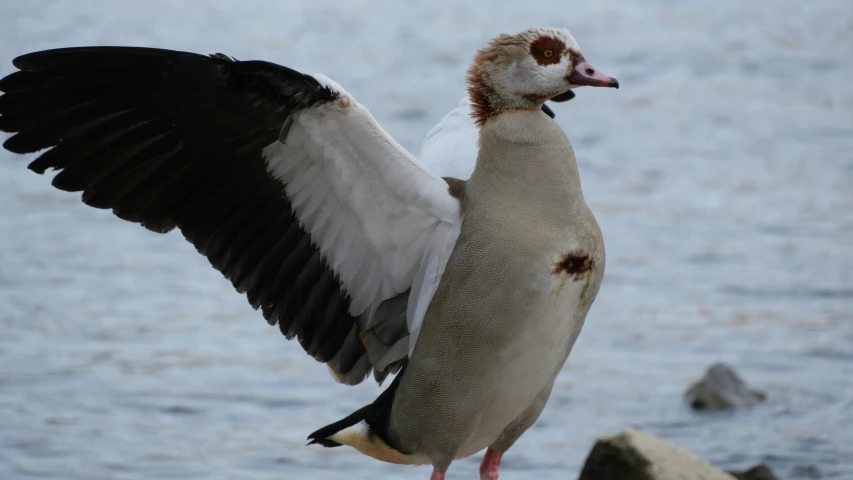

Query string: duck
0 27 618 480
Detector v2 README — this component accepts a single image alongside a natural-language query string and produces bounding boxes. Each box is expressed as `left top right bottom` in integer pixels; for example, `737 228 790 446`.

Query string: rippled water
1 1 852 479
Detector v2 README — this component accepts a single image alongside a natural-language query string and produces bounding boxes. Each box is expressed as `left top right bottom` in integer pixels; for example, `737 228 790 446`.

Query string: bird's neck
467 110 587 220
466 67 541 128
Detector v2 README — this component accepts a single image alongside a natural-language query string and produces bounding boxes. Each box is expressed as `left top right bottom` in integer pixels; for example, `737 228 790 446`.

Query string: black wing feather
0 47 374 383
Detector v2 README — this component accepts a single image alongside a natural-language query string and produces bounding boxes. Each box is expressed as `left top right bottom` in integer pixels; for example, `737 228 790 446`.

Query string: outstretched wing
0 47 461 385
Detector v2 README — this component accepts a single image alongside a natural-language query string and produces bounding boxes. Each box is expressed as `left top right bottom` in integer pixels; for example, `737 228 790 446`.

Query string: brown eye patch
530 36 565 66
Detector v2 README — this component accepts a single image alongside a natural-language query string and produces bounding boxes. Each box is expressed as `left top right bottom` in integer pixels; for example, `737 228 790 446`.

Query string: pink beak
568 57 619 89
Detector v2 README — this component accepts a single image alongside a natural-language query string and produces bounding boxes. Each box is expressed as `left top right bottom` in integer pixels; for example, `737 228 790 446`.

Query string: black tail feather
307 405 370 447
307 363 407 448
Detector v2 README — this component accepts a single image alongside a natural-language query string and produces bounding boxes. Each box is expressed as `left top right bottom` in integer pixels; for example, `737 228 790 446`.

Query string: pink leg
479 447 503 480
429 471 445 480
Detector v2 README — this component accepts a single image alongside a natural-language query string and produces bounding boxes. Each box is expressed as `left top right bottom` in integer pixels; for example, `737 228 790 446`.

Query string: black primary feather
0 46 382 383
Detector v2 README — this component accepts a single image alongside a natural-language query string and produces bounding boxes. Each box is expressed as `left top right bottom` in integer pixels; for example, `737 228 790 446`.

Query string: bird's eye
543 49 554 58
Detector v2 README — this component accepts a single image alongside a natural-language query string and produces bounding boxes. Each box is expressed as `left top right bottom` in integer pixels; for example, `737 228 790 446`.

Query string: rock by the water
727 464 780 480
578 428 737 480
684 363 766 410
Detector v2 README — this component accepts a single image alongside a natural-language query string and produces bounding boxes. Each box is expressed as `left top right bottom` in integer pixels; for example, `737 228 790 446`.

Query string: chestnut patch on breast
530 36 565 66
552 251 594 279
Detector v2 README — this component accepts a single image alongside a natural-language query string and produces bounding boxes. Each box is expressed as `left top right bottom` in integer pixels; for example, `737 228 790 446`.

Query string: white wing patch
418 97 479 180
262 76 463 362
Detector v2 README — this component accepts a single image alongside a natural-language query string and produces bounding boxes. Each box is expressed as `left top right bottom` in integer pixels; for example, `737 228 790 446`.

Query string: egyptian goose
0 27 618 479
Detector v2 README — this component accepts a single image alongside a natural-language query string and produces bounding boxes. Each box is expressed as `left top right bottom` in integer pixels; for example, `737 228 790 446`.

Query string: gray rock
685 363 766 410
726 464 780 480
578 428 737 480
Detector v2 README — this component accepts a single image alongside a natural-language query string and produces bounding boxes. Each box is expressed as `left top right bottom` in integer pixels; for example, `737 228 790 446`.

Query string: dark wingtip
540 104 555 119
3 134 49 156
11 48 78 71
27 160 49 175
0 71 22 93
12 52 36 70
209 53 238 63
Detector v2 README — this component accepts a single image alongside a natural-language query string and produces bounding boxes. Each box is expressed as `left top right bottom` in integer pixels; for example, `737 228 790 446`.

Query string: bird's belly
455 270 592 459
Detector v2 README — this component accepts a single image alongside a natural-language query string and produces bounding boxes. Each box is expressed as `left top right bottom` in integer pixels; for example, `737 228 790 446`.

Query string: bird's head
467 27 619 125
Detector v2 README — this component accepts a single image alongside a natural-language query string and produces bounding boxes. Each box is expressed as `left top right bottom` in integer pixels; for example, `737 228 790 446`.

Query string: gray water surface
1 1 852 479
